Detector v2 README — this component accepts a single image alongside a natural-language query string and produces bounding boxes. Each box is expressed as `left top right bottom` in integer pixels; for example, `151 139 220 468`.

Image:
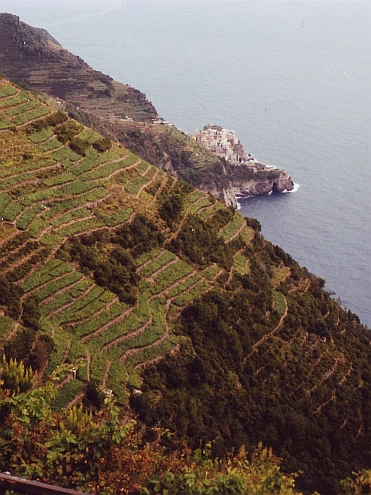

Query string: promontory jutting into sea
4 0 370 326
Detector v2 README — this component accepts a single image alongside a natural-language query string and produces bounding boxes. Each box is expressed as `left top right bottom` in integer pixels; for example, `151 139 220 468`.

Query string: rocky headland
193 124 294 206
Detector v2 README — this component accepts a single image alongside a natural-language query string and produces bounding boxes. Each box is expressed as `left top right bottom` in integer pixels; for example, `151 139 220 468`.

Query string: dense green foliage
112 213 164 257
168 214 241 270
93 137 112 153
0 274 23 319
55 120 83 143
57 232 141 305
159 193 183 227
134 267 371 494
0 363 312 494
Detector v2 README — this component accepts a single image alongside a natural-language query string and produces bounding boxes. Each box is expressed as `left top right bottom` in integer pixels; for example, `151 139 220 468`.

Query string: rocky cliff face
196 161 294 207
197 170 294 208
230 167 294 198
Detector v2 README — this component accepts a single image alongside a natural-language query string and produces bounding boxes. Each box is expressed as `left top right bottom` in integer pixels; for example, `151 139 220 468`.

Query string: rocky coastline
193 124 295 207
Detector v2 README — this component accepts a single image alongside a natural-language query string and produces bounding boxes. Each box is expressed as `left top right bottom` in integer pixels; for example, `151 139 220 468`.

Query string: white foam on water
283 183 301 194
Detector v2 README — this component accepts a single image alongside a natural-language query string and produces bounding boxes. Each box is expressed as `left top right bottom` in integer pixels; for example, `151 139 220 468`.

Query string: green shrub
0 355 37 394
69 137 90 156
55 120 82 142
46 111 68 126
93 137 112 152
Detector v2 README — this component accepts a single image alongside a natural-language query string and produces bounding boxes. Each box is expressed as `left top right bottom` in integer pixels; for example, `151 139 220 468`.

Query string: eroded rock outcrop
229 163 294 199
193 125 294 205
199 166 294 208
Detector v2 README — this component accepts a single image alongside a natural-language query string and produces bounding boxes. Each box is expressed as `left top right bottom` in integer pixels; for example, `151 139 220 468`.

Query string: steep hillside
0 78 370 494
0 13 293 206
0 13 157 122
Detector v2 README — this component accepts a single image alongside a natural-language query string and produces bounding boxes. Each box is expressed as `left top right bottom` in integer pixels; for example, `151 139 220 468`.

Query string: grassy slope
0 79 371 495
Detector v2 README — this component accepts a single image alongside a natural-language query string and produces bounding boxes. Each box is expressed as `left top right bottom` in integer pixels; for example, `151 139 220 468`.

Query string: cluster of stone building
193 124 254 164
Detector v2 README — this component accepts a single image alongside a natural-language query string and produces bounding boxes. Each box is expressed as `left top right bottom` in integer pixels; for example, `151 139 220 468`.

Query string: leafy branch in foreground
341 470 371 495
144 444 301 495
0 354 36 393
0 363 135 491
0 360 305 494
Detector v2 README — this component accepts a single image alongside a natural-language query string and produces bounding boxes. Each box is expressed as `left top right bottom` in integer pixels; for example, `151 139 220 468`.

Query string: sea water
5 0 371 326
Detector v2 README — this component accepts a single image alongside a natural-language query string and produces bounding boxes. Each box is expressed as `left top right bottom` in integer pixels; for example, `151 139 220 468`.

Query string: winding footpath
243 295 288 365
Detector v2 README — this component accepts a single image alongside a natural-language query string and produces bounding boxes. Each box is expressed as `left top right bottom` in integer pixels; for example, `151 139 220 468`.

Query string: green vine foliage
341 470 371 495
0 362 368 494
144 444 304 495
0 355 36 394
0 364 134 490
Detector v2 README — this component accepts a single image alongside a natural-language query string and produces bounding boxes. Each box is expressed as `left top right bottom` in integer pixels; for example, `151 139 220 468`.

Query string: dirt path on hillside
243 295 288 365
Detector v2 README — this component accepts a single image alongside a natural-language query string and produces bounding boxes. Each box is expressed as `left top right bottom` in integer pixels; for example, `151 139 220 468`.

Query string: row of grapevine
40 188 108 220
4 100 40 117
40 278 93 317
35 271 83 302
11 105 51 126
56 286 115 325
197 203 221 221
39 137 63 152
72 301 125 339
125 176 151 196
52 146 79 162
150 259 194 295
0 156 56 179
50 207 92 228
16 205 45 230
28 127 54 143
189 198 214 215
166 271 202 298
0 84 18 98
139 249 177 276
0 93 32 110
135 247 164 269
172 279 210 307
87 290 151 351
105 298 167 363
79 158 135 182
98 208 133 227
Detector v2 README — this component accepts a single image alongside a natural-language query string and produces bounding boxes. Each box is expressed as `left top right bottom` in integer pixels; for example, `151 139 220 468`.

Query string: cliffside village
192 124 255 165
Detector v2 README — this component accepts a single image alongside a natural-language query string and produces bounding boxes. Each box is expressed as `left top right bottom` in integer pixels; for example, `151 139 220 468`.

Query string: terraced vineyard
1 77 371 494
0 79 257 407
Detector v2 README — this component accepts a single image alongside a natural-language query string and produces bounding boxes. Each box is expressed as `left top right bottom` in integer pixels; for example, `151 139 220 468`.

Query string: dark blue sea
5 0 371 326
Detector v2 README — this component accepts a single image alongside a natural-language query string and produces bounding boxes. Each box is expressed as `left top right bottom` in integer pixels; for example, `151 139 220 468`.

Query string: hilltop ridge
0 13 157 122
0 13 294 206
